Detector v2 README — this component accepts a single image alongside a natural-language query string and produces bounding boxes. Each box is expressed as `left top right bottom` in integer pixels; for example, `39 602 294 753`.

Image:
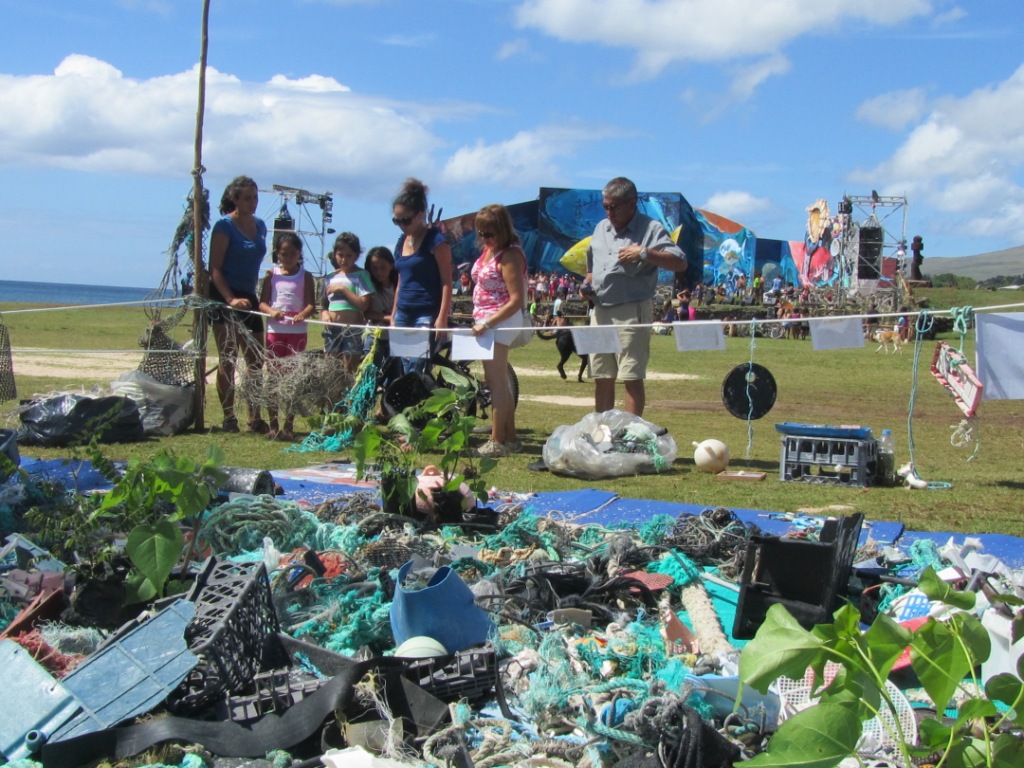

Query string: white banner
810 317 865 351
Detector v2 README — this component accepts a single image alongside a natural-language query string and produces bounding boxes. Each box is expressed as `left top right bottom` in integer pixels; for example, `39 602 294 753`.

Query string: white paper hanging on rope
810 317 865 351
450 330 494 361
977 312 1024 400
673 322 726 351
388 328 430 359
571 325 622 355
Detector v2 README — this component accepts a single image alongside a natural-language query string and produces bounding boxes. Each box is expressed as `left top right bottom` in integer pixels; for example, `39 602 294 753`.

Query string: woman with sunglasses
390 178 452 373
469 204 528 458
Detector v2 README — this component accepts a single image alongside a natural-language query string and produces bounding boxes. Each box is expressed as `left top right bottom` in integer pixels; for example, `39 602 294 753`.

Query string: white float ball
692 439 730 473
394 635 448 658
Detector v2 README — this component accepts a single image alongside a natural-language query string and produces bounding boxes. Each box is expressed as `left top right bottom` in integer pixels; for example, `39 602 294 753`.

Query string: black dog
537 327 588 382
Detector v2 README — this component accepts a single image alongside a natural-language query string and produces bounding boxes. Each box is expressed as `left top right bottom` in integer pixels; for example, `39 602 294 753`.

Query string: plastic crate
779 435 878 486
401 644 497 702
224 667 324 725
168 559 280 714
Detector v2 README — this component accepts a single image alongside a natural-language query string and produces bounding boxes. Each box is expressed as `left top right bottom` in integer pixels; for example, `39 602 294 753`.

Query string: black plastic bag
17 394 145 447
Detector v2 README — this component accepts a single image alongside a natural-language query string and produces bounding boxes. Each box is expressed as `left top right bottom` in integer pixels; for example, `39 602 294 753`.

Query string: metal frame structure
263 184 335 275
835 192 908 299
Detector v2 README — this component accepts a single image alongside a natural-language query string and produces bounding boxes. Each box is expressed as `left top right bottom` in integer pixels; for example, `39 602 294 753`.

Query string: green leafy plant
353 410 421 515
99 446 226 603
415 387 496 504
739 566 1024 768
354 382 496 516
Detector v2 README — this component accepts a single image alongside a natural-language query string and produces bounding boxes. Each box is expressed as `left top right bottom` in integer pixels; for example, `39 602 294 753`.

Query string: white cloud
441 125 603 187
856 88 929 130
933 6 967 26
375 32 437 47
267 74 350 93
852 63 1024 239
0 54 462 197
702 190 771 220
497 39 530 61
729 54 791 101
515 0 933 78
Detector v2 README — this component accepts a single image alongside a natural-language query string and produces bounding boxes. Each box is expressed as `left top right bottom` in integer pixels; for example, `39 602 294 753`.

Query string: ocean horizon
0 279 175 307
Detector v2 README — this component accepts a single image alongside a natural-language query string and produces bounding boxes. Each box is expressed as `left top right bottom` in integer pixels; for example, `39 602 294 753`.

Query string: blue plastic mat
528 490 904 547
19 457 113 493
897 530 1024 570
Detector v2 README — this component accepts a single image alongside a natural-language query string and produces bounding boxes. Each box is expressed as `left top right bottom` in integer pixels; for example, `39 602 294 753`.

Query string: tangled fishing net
240 347 353 423
137 300 196 387
0 316 16 402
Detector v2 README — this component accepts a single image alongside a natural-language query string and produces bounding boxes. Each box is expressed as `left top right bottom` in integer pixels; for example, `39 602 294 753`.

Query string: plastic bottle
878 429 896 486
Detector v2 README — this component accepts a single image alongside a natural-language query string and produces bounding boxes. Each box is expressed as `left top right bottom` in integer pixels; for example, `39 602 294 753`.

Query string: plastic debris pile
1 473 1022 768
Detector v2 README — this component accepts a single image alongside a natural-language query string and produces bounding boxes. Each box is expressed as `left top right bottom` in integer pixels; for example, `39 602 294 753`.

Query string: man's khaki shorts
589 299 653 380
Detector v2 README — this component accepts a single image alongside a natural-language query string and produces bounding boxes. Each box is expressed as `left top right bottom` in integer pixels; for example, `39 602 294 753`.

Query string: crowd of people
208 175 689 454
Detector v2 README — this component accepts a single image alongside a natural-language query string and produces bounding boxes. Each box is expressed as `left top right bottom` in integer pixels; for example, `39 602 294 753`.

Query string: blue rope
745 319 758 461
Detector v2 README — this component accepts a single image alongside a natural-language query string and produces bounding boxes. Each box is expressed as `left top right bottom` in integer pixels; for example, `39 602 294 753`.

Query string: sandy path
513 365 700 381
11 354 703 384
11 350 148 380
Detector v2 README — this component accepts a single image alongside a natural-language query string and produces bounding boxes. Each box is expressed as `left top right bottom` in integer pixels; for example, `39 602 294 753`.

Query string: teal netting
649 550 702 589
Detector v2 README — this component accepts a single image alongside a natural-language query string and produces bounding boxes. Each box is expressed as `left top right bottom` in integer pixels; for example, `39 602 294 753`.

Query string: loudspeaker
858 226 883 278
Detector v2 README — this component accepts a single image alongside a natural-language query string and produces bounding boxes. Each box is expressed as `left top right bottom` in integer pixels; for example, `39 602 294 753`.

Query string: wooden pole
191 0 211 430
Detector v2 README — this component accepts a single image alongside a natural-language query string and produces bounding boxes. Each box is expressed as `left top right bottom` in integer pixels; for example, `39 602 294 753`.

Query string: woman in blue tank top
208 175 269 433
390 178 452 373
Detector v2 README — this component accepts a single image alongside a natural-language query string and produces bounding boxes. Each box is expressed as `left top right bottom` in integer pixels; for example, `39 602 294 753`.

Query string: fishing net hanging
137 300 196 387
0 317 15 402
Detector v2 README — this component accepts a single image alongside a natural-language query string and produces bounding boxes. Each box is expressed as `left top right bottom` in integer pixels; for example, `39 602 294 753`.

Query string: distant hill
924 245 1024 281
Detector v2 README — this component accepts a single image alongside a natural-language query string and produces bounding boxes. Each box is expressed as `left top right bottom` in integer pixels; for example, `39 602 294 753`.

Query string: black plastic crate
401 645 497 702
168 559 280 713
224 667 324 725
779 435 878 486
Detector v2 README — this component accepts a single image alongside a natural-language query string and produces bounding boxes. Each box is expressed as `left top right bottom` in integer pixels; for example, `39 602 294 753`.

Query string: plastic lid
882 429 892 435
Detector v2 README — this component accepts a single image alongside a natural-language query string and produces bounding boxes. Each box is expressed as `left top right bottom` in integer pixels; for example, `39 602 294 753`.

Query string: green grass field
2 290 1022 537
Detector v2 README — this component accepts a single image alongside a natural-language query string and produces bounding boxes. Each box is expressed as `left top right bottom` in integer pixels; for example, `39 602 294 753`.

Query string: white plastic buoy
394 635 448 658
692 439 730 473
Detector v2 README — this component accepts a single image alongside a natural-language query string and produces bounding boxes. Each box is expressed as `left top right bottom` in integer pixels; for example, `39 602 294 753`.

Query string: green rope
949 306 974 353
637 514 676 545
290 330 382 453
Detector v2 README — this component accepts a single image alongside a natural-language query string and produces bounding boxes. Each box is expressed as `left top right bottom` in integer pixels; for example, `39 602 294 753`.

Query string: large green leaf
993 732 1024 767
740 604 825 693
943 738 991 768
918 716 954 751
125 518 184 600
985 673 1024 721
953 612 992 665
742 701 861 768
911 618 973 710
863 612 914 679
919 566 977 611
124 568 158 605
955 697 998 727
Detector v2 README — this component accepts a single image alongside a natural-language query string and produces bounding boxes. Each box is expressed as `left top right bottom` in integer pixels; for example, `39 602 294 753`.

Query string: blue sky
1 0 1022 287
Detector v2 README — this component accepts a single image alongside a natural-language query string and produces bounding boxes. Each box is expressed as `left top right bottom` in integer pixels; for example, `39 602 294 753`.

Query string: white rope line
11 348 192 355
0 297 185 314
4 299 1022 336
